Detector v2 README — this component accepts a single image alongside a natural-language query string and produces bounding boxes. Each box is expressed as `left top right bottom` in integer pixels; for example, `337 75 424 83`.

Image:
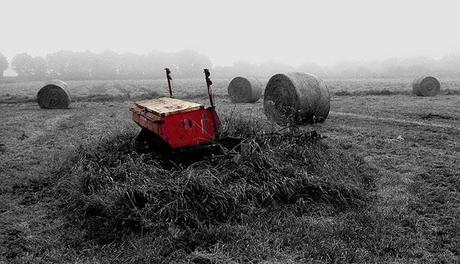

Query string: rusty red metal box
130 97 219 150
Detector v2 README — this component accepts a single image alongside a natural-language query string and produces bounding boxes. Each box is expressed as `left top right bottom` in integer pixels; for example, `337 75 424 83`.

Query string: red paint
131 105 220 149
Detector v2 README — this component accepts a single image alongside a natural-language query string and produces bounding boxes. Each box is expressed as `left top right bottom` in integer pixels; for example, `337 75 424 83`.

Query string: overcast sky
1 0 460 66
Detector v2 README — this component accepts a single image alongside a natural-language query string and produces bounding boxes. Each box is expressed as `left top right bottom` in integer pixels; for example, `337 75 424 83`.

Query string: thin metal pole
165 68 173 98
204 69 214 107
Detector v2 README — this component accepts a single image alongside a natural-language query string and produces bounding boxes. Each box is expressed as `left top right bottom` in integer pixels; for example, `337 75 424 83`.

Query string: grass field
1 77 460 104
0 78 459 263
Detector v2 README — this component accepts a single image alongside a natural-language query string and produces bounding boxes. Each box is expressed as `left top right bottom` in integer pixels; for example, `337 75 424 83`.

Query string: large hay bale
412 76 440 96
37 80 71 109
227 77 262 103
264 72 330 126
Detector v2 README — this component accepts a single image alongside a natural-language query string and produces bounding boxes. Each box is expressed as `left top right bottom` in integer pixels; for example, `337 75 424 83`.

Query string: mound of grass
55 117 372 238
51 116 427 262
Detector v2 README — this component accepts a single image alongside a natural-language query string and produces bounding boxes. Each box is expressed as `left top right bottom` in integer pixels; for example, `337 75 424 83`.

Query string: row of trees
0 50 212 80
1 51 460 80
215 55 460 78
0 53 8 78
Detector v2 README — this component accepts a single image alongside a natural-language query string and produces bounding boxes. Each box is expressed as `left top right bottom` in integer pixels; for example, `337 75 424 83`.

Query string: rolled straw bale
264 72 330 126
37 80 71 109
412 76 440 96
227 77 262 103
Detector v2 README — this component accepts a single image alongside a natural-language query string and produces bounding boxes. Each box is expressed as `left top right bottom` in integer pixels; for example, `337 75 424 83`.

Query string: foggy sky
2 0 460 66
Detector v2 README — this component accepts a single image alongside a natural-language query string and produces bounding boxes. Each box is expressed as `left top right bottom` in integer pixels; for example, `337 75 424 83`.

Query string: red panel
160 109 217 149
131 105 219 149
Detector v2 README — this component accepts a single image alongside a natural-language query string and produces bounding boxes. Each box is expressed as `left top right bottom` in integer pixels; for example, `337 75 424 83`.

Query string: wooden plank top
134 97 203 116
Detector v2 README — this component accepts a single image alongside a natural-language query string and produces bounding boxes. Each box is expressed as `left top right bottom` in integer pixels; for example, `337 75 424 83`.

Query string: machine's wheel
217 136 242 152
134 128 154 152
133 128 170 153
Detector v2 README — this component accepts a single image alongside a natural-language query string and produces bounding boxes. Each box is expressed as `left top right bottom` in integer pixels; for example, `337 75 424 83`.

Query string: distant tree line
0 53 8 78
2 50 212 80
214 55 460 79
1 50 460 80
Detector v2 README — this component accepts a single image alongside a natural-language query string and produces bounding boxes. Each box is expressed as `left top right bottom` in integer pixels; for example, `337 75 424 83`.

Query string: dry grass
36 114 434 263
37 115 438 263
0 79 230 104
52 117 373 242
0 78 459 263
2 78 459 104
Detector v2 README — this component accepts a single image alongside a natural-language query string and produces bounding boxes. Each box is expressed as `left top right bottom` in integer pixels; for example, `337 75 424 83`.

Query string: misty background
2 50 460 80
1 0 460 80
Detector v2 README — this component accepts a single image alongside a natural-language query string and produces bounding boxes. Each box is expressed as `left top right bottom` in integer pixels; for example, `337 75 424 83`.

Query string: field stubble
2 77 460 104
0 78 459 263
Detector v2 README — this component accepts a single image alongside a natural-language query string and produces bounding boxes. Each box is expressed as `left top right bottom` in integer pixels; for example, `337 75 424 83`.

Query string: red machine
130 68 222 151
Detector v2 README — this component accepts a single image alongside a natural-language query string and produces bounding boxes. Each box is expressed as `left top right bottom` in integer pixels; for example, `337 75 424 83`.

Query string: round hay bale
37 80 71 109
412 76 440 96
227 77 262 103
264 72 330 126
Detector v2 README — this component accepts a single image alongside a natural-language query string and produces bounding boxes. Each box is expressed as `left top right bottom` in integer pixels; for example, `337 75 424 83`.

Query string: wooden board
135 97 204 116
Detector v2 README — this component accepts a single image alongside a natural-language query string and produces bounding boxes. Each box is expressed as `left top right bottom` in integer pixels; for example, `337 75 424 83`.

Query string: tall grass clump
53 116 376 251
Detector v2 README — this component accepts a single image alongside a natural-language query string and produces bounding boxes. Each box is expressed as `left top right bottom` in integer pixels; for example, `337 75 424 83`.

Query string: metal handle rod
204 68 214 107
165 68 173 98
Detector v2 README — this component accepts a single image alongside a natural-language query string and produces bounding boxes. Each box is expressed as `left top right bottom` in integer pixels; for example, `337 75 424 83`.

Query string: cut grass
1 79 458 263
408 164 459 261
